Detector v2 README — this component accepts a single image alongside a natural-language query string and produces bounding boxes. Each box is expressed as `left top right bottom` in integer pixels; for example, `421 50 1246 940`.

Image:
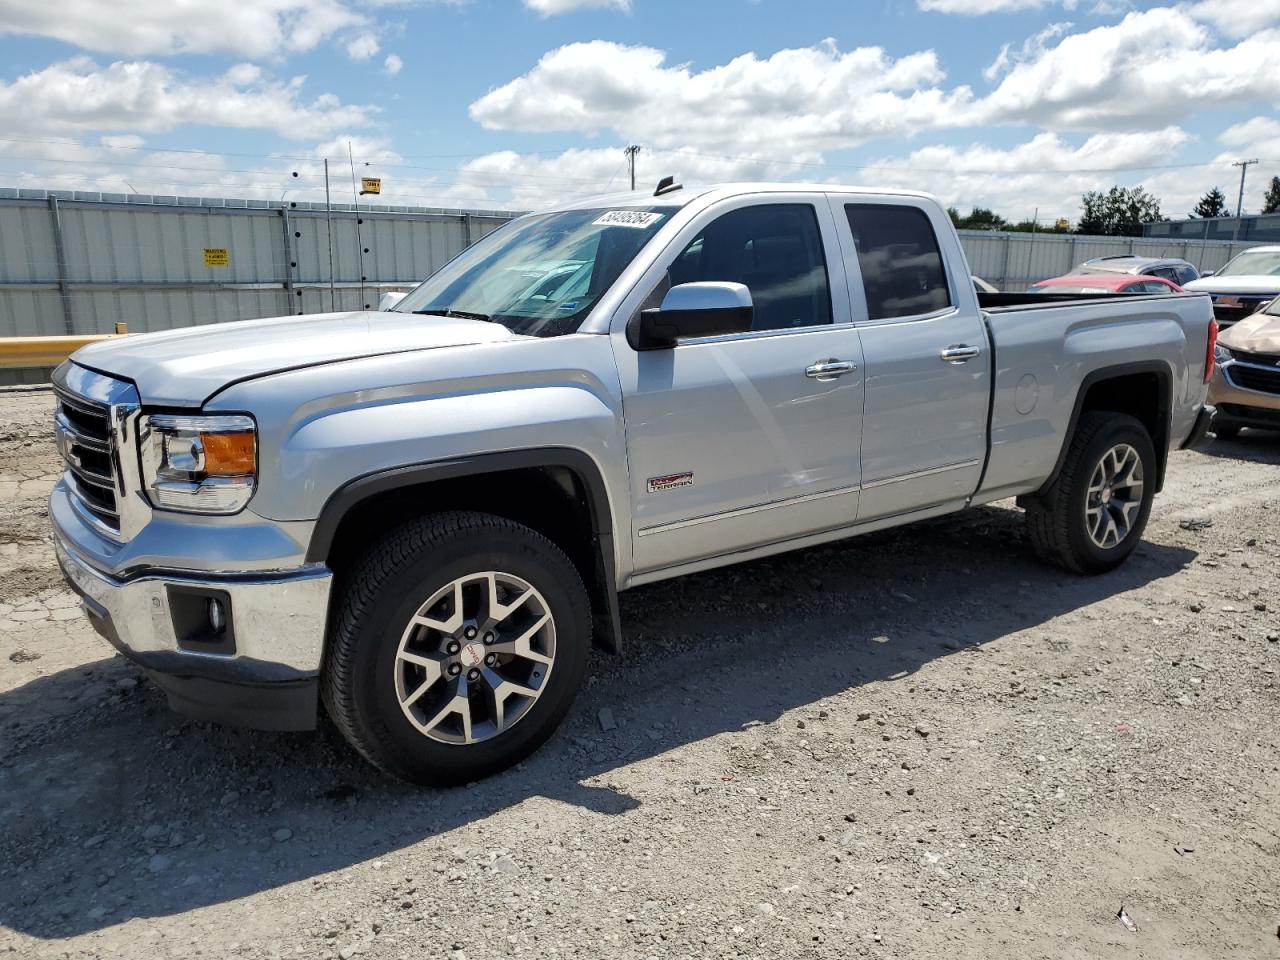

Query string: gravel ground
1 386 1277 960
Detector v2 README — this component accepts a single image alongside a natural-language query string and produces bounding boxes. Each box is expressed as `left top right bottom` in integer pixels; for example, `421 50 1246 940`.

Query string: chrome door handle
940 344 980 364
805 359 857 380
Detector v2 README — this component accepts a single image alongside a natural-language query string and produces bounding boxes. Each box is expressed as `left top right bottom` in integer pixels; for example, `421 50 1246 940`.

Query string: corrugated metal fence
959 229 1256 291
0 189 511 340
0 189 1259 342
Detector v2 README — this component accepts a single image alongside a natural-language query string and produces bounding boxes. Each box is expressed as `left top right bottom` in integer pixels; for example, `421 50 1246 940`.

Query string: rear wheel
322 511 591 785
1025 411 1156 574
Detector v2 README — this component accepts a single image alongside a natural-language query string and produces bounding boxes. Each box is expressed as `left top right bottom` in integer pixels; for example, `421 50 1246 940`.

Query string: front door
611 197 866 577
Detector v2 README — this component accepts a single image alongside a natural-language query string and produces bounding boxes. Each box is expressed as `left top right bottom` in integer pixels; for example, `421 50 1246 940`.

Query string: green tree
1077 186 1163 237
952 206 1009 231
1263 176 1280 215
1191 187 1228 218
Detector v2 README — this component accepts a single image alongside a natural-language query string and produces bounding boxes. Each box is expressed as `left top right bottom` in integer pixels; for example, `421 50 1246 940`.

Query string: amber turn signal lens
201 431 256 476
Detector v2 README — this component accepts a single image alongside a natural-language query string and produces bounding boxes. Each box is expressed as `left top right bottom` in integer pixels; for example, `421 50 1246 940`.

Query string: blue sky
0 0 1278 222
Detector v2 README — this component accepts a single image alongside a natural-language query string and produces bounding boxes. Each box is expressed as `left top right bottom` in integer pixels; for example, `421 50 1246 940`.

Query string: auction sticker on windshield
594 210 665 229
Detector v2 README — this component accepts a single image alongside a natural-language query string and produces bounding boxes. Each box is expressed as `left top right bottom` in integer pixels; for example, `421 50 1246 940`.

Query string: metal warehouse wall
0 190 1260 342
0 190 512 338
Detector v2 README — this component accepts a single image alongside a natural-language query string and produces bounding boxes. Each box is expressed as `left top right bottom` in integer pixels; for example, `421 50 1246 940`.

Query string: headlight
1214 344 1233 363
139 414 256 514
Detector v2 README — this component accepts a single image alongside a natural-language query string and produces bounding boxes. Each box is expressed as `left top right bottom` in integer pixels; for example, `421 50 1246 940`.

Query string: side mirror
379 291 408 311
628 282 753 351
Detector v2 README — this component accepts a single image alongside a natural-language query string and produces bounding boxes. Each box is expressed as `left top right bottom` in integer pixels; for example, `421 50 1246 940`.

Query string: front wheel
322 511 592 785
1025 411 1157 574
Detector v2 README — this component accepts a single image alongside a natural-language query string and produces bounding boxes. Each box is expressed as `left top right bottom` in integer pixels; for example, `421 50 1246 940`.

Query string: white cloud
523 0 630 15
984 21 1073 81
977 8 1280 129
918 0 1074 13
1185 0 1280 38
0 58 375 140
383 53 404 75
470 39 977 151
346 32 380 60
0 0 366 60
855 128 1195 220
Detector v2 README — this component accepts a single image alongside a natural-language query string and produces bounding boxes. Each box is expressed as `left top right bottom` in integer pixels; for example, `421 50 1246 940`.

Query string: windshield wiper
412 308 493 322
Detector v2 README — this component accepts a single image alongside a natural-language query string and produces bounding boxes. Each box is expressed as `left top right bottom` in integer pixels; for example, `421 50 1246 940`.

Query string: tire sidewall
346 524 590 783
1067 416 1156 570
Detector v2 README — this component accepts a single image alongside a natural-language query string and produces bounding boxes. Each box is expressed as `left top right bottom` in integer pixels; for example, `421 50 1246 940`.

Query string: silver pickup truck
50 183 1216 784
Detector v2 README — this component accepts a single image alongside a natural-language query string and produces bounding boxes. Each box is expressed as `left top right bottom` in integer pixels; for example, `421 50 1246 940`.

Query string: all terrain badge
647 472 693 493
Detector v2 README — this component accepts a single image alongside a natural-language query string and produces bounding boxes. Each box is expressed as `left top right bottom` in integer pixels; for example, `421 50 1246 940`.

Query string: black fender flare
1033 360 1174 498
306 448 622 652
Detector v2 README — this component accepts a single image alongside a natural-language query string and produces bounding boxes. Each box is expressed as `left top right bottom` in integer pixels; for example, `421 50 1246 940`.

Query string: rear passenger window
844 204 951 320
670 204 832 331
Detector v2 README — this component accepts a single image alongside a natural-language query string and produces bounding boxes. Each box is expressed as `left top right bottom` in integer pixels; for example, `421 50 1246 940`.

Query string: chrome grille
52 365 142 538
1226 362 1280 396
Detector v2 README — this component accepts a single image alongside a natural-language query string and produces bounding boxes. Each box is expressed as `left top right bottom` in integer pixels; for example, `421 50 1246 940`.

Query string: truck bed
977 290 1202 311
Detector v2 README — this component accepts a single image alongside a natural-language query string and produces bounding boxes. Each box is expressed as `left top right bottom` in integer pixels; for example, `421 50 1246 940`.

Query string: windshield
393 206 675 337
1217 251 1280 278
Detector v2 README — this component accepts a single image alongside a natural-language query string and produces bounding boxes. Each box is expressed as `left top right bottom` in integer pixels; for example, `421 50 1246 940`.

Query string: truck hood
1220 308 1280 354
71 310 517 406
1183 276 1280 296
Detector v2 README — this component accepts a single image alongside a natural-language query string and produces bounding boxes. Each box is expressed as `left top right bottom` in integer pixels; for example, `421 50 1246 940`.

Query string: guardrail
0 324 128 369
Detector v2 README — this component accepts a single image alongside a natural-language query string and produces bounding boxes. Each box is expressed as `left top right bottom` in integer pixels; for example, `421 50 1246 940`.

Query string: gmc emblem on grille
54 428 82 469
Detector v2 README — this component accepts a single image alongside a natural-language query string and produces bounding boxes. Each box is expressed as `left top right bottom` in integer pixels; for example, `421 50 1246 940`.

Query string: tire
1025 411 1157 575
322 511 591 785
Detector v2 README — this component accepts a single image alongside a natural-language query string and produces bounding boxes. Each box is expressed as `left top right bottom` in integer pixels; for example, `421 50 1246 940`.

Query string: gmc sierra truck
50 184 1216 784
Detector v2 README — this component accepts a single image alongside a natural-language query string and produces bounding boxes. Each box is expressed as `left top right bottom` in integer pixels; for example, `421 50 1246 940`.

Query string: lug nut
446 640 460 655
467 668 481 682
448 663 462 677
464 626 478 640
484 653 496 666
483 631 496 645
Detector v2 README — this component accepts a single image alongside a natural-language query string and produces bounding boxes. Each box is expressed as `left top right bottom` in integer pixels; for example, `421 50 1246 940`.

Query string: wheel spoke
420 677 474 743
486 573 534 622
413 579 465 634
480 667 538 734
490 612 553 665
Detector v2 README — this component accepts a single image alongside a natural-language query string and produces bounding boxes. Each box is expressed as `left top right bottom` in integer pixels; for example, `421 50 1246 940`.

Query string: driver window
669 204 833 331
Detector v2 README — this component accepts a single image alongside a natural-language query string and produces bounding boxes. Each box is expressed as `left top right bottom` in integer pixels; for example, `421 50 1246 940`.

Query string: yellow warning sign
360 178 381 196
203 248 229 267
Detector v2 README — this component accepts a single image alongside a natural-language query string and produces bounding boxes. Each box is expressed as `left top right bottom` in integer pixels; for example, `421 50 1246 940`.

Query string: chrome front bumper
1209 359 1280 428
53 514 333 730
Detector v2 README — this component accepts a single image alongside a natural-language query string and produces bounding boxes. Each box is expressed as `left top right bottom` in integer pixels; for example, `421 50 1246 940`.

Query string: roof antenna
654 176 682 197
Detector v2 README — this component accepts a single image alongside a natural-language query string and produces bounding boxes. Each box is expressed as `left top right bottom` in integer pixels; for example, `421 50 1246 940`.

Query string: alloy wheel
1085 443 1144 549
393 571 556 744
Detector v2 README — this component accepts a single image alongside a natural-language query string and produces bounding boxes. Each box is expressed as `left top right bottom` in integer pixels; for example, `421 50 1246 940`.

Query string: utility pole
324 158 336 312
1232 158 1258 244
624 145 642 192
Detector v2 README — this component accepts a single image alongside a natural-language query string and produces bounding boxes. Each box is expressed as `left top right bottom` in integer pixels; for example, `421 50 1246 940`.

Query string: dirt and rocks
0 386 1277 960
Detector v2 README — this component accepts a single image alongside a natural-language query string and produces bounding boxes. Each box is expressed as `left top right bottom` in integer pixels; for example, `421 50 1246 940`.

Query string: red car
1028 273 1184 295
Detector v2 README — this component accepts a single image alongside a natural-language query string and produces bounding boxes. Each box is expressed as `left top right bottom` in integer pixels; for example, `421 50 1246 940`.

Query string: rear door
829 197 992 520
610 195 866 576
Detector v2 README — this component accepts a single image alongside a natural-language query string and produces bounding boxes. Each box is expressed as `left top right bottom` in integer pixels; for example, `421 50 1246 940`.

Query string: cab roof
541 182 939 213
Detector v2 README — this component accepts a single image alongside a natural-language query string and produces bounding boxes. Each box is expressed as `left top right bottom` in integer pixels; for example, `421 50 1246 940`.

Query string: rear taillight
1205 319 1218 383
